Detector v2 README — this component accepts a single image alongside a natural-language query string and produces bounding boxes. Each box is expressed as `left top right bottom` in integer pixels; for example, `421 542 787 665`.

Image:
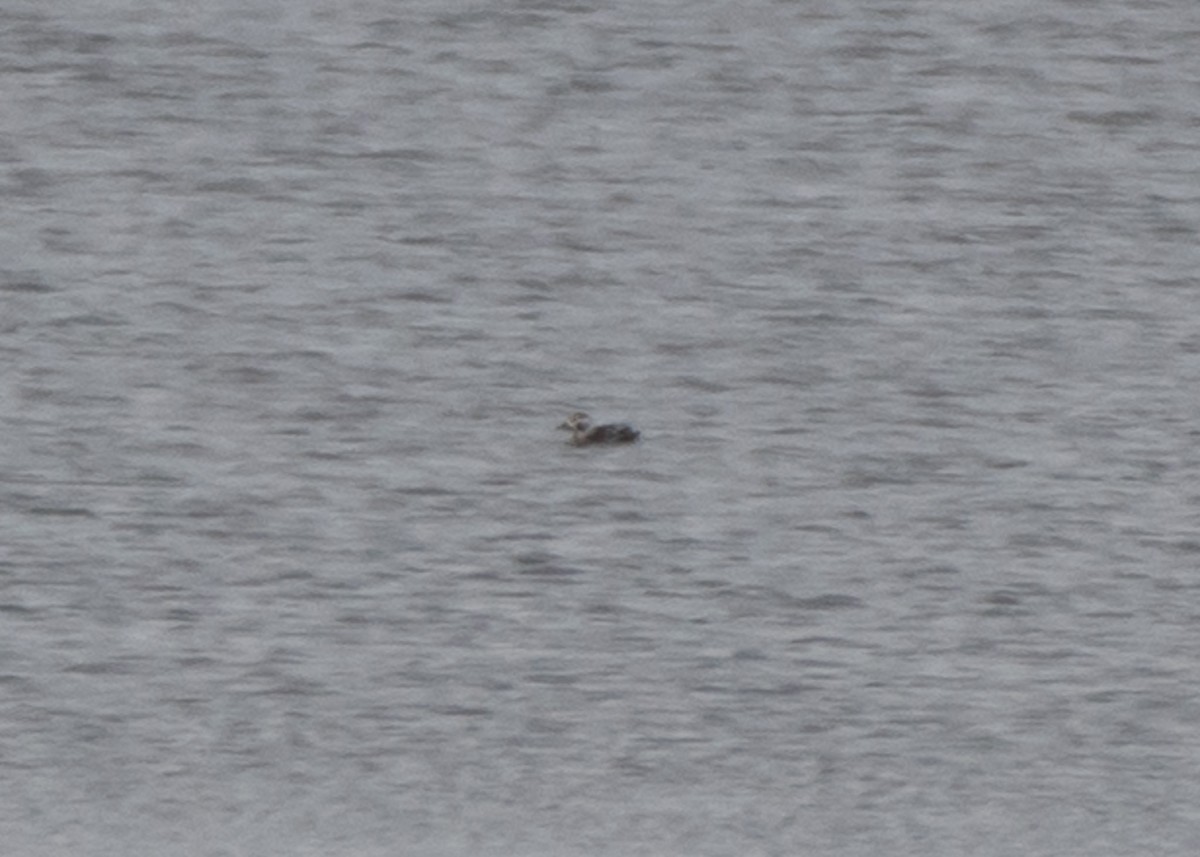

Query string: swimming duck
558 411 640 446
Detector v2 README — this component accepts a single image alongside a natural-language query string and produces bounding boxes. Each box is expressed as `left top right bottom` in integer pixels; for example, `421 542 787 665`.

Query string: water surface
4 1 1200 854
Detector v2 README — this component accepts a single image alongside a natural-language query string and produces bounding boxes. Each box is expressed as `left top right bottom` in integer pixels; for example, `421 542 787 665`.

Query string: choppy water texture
4 1 1200 854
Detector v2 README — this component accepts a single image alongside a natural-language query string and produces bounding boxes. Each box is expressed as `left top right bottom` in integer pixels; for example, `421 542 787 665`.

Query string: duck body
558 412 640 446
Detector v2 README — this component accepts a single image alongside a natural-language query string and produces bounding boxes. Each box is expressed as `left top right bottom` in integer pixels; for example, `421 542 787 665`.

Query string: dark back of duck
585 424 639 444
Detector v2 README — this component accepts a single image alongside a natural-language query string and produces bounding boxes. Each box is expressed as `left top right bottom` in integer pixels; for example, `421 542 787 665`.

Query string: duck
558 411 640 446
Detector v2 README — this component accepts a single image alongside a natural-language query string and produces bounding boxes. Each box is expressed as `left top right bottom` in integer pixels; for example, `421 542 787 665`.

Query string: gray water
4 1 1200 854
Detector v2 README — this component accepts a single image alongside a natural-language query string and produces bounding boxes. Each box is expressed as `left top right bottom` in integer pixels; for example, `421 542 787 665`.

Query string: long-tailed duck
558 412 640 446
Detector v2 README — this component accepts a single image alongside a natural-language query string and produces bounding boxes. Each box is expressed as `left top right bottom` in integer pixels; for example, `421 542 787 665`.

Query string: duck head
558 411 592 432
